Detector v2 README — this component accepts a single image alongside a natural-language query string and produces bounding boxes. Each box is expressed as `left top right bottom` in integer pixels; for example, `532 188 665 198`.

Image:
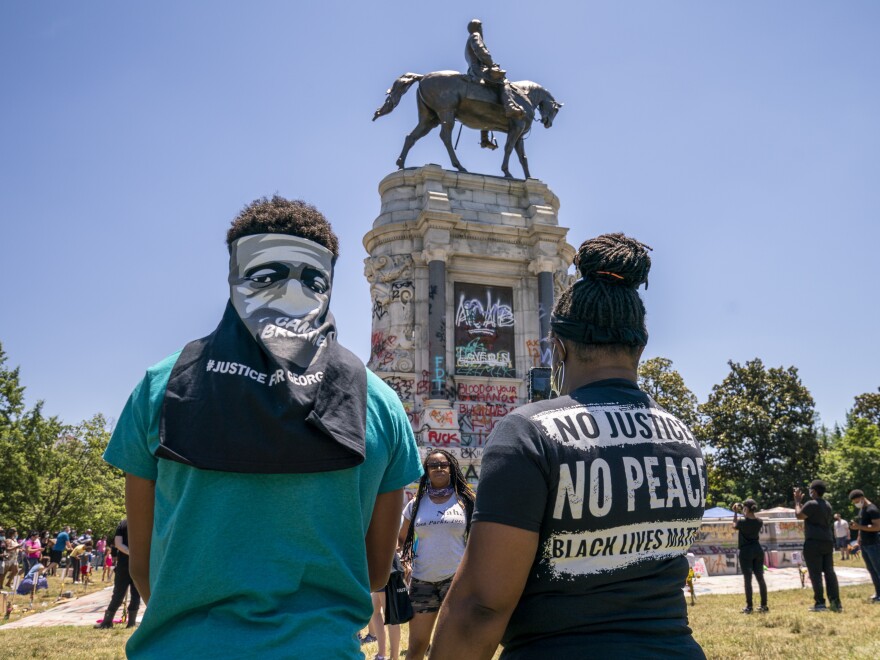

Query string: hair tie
594 271 624 280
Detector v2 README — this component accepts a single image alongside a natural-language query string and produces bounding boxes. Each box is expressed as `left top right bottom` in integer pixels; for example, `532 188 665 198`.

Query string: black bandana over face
159 234 367 474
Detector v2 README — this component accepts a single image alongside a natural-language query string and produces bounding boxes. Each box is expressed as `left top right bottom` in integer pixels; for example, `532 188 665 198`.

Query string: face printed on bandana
229 234 334 360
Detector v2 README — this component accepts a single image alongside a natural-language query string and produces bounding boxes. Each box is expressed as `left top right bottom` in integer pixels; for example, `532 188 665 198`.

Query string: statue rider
465 18 525 150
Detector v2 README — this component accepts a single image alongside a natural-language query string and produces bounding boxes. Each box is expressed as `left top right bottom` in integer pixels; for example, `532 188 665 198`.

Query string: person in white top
834 513 851 560
398 450 475 660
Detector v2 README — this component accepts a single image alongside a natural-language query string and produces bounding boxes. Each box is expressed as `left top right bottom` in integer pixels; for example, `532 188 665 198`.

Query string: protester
432 234 706 659
23 531 42 574
833 513 850 561
733 500 768 613
102 544 114 582
48 526 71 576
399 450 474 659
16 558 49 596
68 540 93 584
794 480 841 612
103 196 422 657
2 528 21 588
848 489 880 602
95 519 139 629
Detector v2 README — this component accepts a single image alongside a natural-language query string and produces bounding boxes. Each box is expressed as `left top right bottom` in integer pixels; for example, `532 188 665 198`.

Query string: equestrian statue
372 18 562 179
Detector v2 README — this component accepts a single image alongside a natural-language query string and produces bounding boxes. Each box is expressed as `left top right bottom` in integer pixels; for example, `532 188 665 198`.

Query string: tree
851 389 880 427
0 341 125 533
638 357 699 429
821 417 880 516
697 358 819 508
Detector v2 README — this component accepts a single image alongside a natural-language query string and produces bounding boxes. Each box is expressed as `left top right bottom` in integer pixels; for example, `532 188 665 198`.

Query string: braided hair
552 233 652 355
401 449 476 564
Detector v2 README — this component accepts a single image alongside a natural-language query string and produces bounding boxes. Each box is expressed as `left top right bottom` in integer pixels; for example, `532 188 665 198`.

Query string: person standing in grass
431 234 706 659
848 489 880 603
732 500 768 613
103 196 421 658
794 480 841 612
834 514 851 561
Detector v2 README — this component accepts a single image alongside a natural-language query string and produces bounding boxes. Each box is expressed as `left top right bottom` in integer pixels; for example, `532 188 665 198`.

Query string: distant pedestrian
848 489 880 603
23 531 42 574
834 514 850 561
94 519 139 629
794 480 841 612
2 528 21 588
733 500 768 613
48 526 71 576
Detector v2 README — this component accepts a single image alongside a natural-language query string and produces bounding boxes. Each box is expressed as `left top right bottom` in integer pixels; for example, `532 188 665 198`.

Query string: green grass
1 578 878 658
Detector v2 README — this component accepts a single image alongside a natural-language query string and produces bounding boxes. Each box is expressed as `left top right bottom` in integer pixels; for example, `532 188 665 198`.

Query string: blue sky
1 1 878 430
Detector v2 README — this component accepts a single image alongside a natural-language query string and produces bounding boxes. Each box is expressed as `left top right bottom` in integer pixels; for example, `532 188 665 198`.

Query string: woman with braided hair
432 233 706 659
398 448 474 659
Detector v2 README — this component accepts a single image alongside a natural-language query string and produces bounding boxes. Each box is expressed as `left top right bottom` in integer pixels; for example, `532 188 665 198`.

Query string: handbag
384 556 414 625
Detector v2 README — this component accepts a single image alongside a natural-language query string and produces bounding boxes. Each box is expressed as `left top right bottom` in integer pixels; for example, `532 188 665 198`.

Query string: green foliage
850 388 880 427
821 417 880 515
0 341 125 534
697 358 819 508
638 357 699 429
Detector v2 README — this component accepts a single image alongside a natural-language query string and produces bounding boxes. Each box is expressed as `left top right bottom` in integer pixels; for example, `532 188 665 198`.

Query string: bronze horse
373 71 562 179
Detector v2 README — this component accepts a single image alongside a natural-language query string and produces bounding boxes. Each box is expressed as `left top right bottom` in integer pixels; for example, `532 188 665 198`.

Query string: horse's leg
397 95 439 169
514 136 530 179
397 118 437 169
501 121 526 178
437 111 467 172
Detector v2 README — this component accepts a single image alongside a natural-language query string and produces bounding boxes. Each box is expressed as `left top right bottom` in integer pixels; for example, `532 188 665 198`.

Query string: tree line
0 342 125 536
639 356 880 515
1 340 877 532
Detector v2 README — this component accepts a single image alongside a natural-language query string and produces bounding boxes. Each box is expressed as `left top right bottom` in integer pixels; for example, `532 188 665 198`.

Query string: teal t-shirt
104 352 422 659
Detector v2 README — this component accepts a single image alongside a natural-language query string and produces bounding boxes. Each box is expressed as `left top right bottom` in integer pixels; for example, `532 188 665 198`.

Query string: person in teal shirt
104 196 422 658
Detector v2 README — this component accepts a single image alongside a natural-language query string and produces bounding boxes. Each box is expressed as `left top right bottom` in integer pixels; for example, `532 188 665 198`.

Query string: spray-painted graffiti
381 375 414 401
368 332 413 373
455 291 514 335
455 341 513 378
425 429 461 445
458 401 516 447
429 409 455 427
453 283 516 377
526 338 552 368
456 383 519 403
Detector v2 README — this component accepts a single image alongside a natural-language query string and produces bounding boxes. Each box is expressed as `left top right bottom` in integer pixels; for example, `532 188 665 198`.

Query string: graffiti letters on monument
453 283 516 378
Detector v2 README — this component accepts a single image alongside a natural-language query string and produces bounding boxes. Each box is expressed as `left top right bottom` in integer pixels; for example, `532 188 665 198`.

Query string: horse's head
539 98 562 129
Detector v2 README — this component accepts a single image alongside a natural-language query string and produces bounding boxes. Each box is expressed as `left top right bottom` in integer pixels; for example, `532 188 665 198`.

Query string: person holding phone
732 500 767 613
794 480 841 612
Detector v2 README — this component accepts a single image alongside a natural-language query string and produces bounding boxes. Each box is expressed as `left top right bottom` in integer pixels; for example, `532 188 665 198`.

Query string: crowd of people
4 190 875 658
1 525 118 593
729 482 880 616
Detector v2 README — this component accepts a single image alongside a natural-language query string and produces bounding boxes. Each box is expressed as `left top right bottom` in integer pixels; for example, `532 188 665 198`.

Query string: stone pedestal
363 165 575 485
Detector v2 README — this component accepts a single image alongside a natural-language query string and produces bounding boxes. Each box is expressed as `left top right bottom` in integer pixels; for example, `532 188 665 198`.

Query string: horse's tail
372 73 424 121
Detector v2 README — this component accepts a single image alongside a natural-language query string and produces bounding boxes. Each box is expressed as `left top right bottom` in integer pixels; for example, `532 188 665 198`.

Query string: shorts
836 536 850 550
80 564 90 576
409 576 453 613
49 550 62 564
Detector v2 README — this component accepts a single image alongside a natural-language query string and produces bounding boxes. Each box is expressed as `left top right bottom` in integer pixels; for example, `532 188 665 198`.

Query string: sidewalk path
690 565 873 597
1 586 144 629
1 566 872 629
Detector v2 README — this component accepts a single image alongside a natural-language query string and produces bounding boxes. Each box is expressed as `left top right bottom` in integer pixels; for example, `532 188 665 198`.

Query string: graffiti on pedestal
453 283 516 378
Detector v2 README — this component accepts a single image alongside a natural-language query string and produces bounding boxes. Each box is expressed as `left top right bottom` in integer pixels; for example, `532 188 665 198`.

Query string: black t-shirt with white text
474 379 706 655
859 503 880 546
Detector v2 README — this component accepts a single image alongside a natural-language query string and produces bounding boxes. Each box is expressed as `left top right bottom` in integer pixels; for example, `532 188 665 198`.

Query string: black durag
159 301 367 474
